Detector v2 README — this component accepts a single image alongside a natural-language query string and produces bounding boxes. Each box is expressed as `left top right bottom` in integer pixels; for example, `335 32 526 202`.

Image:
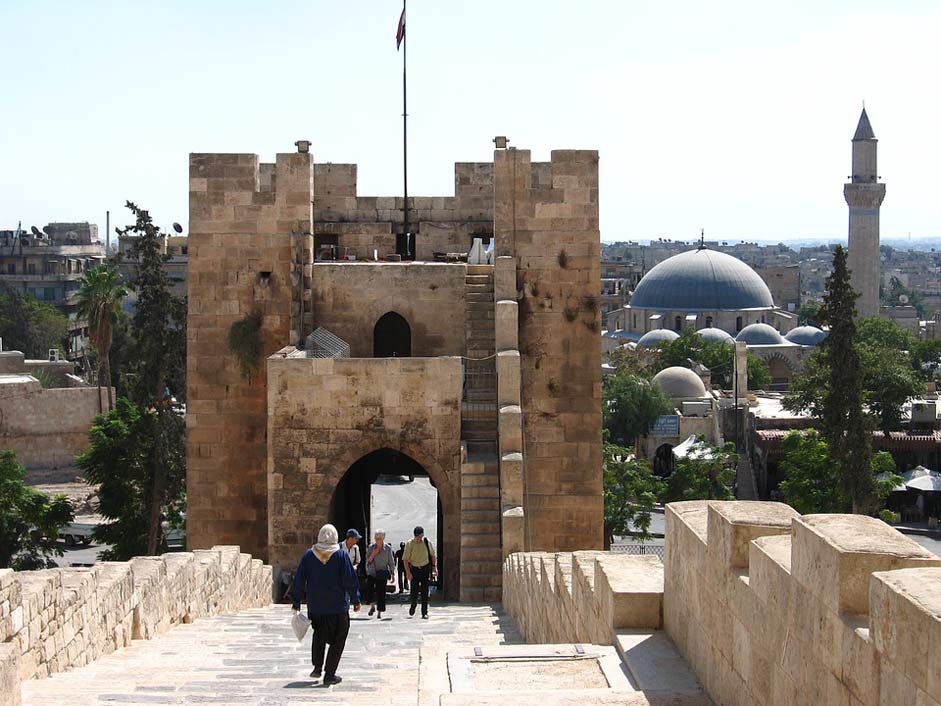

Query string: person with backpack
291 524 361 686
402 525 436 619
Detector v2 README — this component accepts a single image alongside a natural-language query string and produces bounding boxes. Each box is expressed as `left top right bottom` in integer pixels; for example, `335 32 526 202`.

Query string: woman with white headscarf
365 528 395 618
291 524 361 686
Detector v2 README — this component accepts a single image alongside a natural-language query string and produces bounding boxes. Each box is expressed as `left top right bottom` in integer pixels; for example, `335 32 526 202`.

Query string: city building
0 223 105 359
117 231 188 305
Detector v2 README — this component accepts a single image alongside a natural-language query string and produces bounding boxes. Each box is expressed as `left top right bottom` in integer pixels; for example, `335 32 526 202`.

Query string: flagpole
402 0 409 258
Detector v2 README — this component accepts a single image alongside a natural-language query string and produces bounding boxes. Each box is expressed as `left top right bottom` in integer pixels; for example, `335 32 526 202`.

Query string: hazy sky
2 1 939 242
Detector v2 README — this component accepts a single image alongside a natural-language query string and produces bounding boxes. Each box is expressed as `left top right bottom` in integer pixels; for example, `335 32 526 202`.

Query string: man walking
292 524 361 686
394 541 408 594
403 526 436 619
340 528 362 573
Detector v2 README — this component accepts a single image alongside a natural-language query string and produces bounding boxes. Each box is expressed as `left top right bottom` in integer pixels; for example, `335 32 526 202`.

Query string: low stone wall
664 501 941 706
503 551 663 645
0 546 272 706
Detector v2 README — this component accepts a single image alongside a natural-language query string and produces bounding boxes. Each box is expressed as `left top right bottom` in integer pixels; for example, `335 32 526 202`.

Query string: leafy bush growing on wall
228 314 263 382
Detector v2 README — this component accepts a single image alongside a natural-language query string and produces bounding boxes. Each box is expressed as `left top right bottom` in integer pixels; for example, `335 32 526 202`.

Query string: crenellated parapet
665 501 941 706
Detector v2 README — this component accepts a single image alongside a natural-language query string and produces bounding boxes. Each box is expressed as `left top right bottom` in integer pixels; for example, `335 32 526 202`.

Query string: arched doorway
374 312 411 357
653 443 675 477
331 448 444 595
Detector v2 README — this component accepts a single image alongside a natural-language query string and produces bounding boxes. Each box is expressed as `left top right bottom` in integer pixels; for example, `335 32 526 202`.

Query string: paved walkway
21 601 521 706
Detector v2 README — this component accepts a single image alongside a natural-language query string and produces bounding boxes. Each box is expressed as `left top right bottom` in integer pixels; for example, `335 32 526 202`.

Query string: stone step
466 265 493 275
465 441 498 456
462 522 501 538
461 497 501 512
459 572 503 588
459 546 503 561
466 284 494 293
460 559 504 575
458 585 503 603
614 630 706 696
461 431 498 442
461 508 501 524
462 459 499 474
465 274 492 285
461 473 499 488
461 532 502 548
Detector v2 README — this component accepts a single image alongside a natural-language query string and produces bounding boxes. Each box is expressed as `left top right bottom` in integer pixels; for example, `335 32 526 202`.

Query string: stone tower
844 108 886 318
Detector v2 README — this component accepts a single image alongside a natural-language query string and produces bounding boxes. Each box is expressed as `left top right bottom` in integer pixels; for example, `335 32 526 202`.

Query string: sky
2 0 940 243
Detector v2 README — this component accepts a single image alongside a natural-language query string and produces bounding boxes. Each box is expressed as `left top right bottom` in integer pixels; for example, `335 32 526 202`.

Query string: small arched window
373 312 411 357
674 316 682 332
705 316 713 328
736 316 743 332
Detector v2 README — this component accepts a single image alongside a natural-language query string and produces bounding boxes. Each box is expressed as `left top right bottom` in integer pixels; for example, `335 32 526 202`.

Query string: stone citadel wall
0 546 271 706
494 149 604 552
310 262 467 357
505 502 941 706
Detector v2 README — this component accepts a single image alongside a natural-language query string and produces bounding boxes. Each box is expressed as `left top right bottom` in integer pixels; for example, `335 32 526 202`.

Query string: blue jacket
291 548 361 616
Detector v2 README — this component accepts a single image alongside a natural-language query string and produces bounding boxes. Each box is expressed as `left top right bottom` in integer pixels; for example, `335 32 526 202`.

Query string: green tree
660 438 737 503
77 399 186 560
797 301 822 327
0 285 68 358
603 371 673 447
788 246 873 513
116 202 187 555
778 430 902 515
602 440 665 547
0 450 73 569
76 266 128 412
657 328 770 390
883 276 927 318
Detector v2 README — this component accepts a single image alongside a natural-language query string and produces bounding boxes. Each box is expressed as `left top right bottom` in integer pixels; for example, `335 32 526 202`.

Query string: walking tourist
395 541 408 593
291 523 361 686
403 526 436 619
365 528 395 618
340 528 362 573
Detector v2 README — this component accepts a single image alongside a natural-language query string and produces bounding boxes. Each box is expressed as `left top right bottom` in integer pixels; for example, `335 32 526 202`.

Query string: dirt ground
26 466 101 520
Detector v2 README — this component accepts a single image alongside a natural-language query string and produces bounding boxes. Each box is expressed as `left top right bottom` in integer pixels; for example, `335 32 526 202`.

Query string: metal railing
461 357 496 422
610 543 665 561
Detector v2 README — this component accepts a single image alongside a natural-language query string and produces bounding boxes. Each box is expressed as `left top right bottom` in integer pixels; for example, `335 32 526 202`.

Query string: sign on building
650 415 679 436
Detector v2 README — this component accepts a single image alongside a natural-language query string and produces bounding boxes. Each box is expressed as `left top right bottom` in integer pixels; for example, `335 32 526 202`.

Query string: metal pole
402 0 409 258
105 210 110 257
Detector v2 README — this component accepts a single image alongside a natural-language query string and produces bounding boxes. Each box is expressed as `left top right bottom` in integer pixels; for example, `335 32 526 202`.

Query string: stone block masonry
0 546 271 706
494 149 603 552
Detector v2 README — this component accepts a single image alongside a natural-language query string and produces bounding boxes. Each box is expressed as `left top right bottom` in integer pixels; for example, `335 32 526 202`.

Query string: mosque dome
784 326 827 346
736 323 785 345
630 248 774 311
653 366 707 399
695 327 734 345
636 329 680 349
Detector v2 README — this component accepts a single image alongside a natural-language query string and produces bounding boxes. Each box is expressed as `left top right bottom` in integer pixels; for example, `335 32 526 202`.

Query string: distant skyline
2 1 939 241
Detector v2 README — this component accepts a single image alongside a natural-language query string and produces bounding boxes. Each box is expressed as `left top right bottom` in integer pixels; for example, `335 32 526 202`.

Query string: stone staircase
460 265 502 603
735 457 759 500
460 450 503 603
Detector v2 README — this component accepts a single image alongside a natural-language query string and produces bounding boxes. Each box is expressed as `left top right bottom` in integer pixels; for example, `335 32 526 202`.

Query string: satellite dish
899 294 910 304
172 223 183 234
30 226 41 237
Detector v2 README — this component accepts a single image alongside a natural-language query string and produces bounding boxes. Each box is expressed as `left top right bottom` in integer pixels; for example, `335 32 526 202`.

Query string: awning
672 435 714 461
685 313 698 322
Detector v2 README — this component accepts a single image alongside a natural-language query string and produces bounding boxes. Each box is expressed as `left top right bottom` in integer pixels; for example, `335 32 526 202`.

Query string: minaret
844 108 886 318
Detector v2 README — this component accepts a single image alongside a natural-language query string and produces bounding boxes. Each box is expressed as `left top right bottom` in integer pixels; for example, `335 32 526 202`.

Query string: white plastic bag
291 610 309 641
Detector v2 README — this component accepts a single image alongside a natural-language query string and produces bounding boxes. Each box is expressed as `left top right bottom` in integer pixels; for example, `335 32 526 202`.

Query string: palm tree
76 266 127 411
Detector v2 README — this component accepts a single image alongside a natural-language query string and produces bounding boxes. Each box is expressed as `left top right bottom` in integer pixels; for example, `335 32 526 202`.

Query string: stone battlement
504 502 941 706
0 546 272 706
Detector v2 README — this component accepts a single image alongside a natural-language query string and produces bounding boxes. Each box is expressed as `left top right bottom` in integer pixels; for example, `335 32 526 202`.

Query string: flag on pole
396 7 406 50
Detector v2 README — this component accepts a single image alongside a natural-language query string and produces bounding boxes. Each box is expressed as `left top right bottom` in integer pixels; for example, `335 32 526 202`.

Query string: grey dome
736 323 785 345
636 329 680 349
630 248 774 311
653 366 707 399
785 326 827 346
695 327 734 344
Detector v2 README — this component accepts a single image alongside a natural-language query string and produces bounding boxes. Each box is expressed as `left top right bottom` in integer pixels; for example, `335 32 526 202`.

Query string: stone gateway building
185 144 603 600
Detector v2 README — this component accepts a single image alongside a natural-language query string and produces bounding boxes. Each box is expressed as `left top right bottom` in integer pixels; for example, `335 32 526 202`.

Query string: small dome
636 329 680 349
785 326 827 346
630 248 775 311
695 327 734 345
736 323 785 345
653 366 707 399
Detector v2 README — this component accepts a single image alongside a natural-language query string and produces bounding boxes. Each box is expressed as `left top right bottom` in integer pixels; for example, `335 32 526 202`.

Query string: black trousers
409 564 431 616
397 563 408 592
369 576 388 611
310 613 350 678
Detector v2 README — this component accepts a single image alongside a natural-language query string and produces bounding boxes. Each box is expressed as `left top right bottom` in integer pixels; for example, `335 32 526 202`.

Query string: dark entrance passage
373 312 411 357
653 443 675 477
331 448 442 593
